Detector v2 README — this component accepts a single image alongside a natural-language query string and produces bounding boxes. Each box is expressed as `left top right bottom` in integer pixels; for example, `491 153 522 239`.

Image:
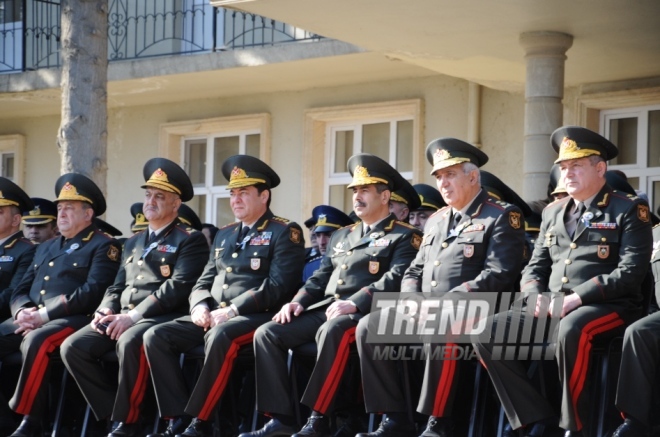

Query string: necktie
236 226 250 248
566 202 585 238
147 231 157 244
364 226 371 237
452 212 462 229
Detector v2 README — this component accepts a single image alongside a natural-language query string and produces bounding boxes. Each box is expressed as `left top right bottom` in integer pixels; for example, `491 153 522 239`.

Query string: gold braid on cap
434 149 452 165
390 192 408 204
227 166 267 188
0 190 18 207
145 168 182 195
347 165 389 188
315 215 342 229
57 182 93 204
555 137 601 163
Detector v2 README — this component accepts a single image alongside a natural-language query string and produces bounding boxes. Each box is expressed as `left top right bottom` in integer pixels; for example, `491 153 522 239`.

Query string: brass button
434 260 440 266
431 280 437 287
48 262 54 267
128 304 135 310
337 279 344 285
232 253 238 258
341 264 348 270
334 293 341 299
441 242 448 248
40 289 46 295
132 288 137 293
226 267 232 273
253 252 258 256
44 276 49 281
38 304 44 309
346 251 353 256
73 263 78 267
222 284 229 290
561 277 569 284
601 237 607 242
570 243 577 249
220 301 228 308
161 258 165 262
137 260 144 266
565 259 572 265
137 275 143 280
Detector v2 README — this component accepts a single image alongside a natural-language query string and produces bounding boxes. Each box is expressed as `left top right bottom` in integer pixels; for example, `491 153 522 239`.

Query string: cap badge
29 207 41 216
560 137 580 154
151 168 169 183
0 191 3 199
353 165 371 179
434 149 451 164
60 182 77 196
230 166 248 181
317 214 327 225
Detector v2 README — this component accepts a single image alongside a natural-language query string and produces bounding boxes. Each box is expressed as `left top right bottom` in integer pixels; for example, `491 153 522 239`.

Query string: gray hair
462 162 481 184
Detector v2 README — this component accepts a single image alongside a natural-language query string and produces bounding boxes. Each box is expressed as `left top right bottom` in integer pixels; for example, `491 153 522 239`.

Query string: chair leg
80 404 92 437
288 350 303 428
51 367 69 437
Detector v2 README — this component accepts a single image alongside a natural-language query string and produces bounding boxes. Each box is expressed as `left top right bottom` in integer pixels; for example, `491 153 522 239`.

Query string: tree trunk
57 0 109 197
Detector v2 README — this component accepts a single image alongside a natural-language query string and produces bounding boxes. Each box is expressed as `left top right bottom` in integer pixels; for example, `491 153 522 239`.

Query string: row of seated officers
0 125 656 437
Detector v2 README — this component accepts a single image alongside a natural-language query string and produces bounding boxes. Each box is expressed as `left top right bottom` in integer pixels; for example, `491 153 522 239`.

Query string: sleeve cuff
38 308 49 323
128 309 142 323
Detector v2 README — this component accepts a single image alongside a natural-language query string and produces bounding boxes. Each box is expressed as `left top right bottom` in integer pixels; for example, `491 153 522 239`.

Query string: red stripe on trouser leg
567 313 623 430
313 326 356 414
197 331 254 421
16 327 75 414
126 347 150 423
432 343 457 417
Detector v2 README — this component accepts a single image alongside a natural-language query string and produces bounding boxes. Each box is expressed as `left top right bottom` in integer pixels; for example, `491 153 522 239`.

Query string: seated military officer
21 198 58 243
61 158 210 437
389 179 421 223
130 202 149 234
473 126 653 437
2 173 121 437
242 154 423 437
0 180 36 433
178 204 203 232
356 140 525 437
143 155 306 437
302 205 354 282
408 183 446 231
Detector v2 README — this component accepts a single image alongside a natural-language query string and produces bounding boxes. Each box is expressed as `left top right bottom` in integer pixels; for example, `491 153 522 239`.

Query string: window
302 100 423 218
159 114 270 227
326 119 414 212
601 104 660 212
0 134 24 185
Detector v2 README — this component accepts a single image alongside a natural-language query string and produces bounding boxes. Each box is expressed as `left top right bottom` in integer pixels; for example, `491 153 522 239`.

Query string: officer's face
389 201 410 222
230 185 268 224
57 201 93 238
409 210 431 230
434 164 479 210
560 157 606 201
315 231 332 255
24 222 58 243
352 185 390 224
143 188 181 227
0 206 21 238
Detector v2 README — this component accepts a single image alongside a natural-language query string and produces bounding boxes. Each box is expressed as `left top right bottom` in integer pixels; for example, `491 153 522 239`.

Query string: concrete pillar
519 31 573 201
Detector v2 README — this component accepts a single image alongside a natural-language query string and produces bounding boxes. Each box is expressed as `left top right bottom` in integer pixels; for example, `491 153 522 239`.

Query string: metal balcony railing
0 0 324 74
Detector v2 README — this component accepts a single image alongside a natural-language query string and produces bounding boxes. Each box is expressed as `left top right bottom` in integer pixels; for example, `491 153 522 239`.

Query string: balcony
0 0 324 74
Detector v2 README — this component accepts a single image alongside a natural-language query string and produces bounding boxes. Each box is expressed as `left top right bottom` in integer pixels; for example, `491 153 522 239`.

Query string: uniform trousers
254 309 359 416
473 303 636 431
143 312 273 421
61 314 181 423
615 312 660 427
0 315 89 417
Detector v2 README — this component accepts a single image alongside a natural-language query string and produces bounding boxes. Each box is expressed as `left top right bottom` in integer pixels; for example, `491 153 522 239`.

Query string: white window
0 135 25 185
183 132 261 227
159 114 271 227
601 104 660 212
326 119 414 212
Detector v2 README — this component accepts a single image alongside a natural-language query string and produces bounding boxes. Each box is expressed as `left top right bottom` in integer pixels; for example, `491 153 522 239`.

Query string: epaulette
175 222 196 234
430 206 450 218
393 220 417 230
93 229 114 241
270 216 291 225
486 198 513 209
220 222 238 230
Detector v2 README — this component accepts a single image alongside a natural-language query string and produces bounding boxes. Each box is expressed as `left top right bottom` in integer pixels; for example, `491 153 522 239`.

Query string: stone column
519 31 573 201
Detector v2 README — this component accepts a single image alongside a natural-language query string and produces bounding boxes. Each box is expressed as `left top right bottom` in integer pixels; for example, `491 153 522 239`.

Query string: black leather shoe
333 415 367 437
355 416 416 437
148 417 193 437
238 418 297 437
419 416 452 437
176 418 211 437
108 422 140 437
9 417 43 437
502 422 545 437
292 416 330 437
613 419 648 437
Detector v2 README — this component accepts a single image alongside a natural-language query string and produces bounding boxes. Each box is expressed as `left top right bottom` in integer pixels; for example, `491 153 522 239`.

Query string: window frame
0 134 25 185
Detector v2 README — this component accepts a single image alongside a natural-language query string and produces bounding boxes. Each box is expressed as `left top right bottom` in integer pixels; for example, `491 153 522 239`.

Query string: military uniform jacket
521 184 652 309
0 231 36 313
293 213 423 314
402 189 525 294
189 210 305 314
98 219 209 317
9 224 121 321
